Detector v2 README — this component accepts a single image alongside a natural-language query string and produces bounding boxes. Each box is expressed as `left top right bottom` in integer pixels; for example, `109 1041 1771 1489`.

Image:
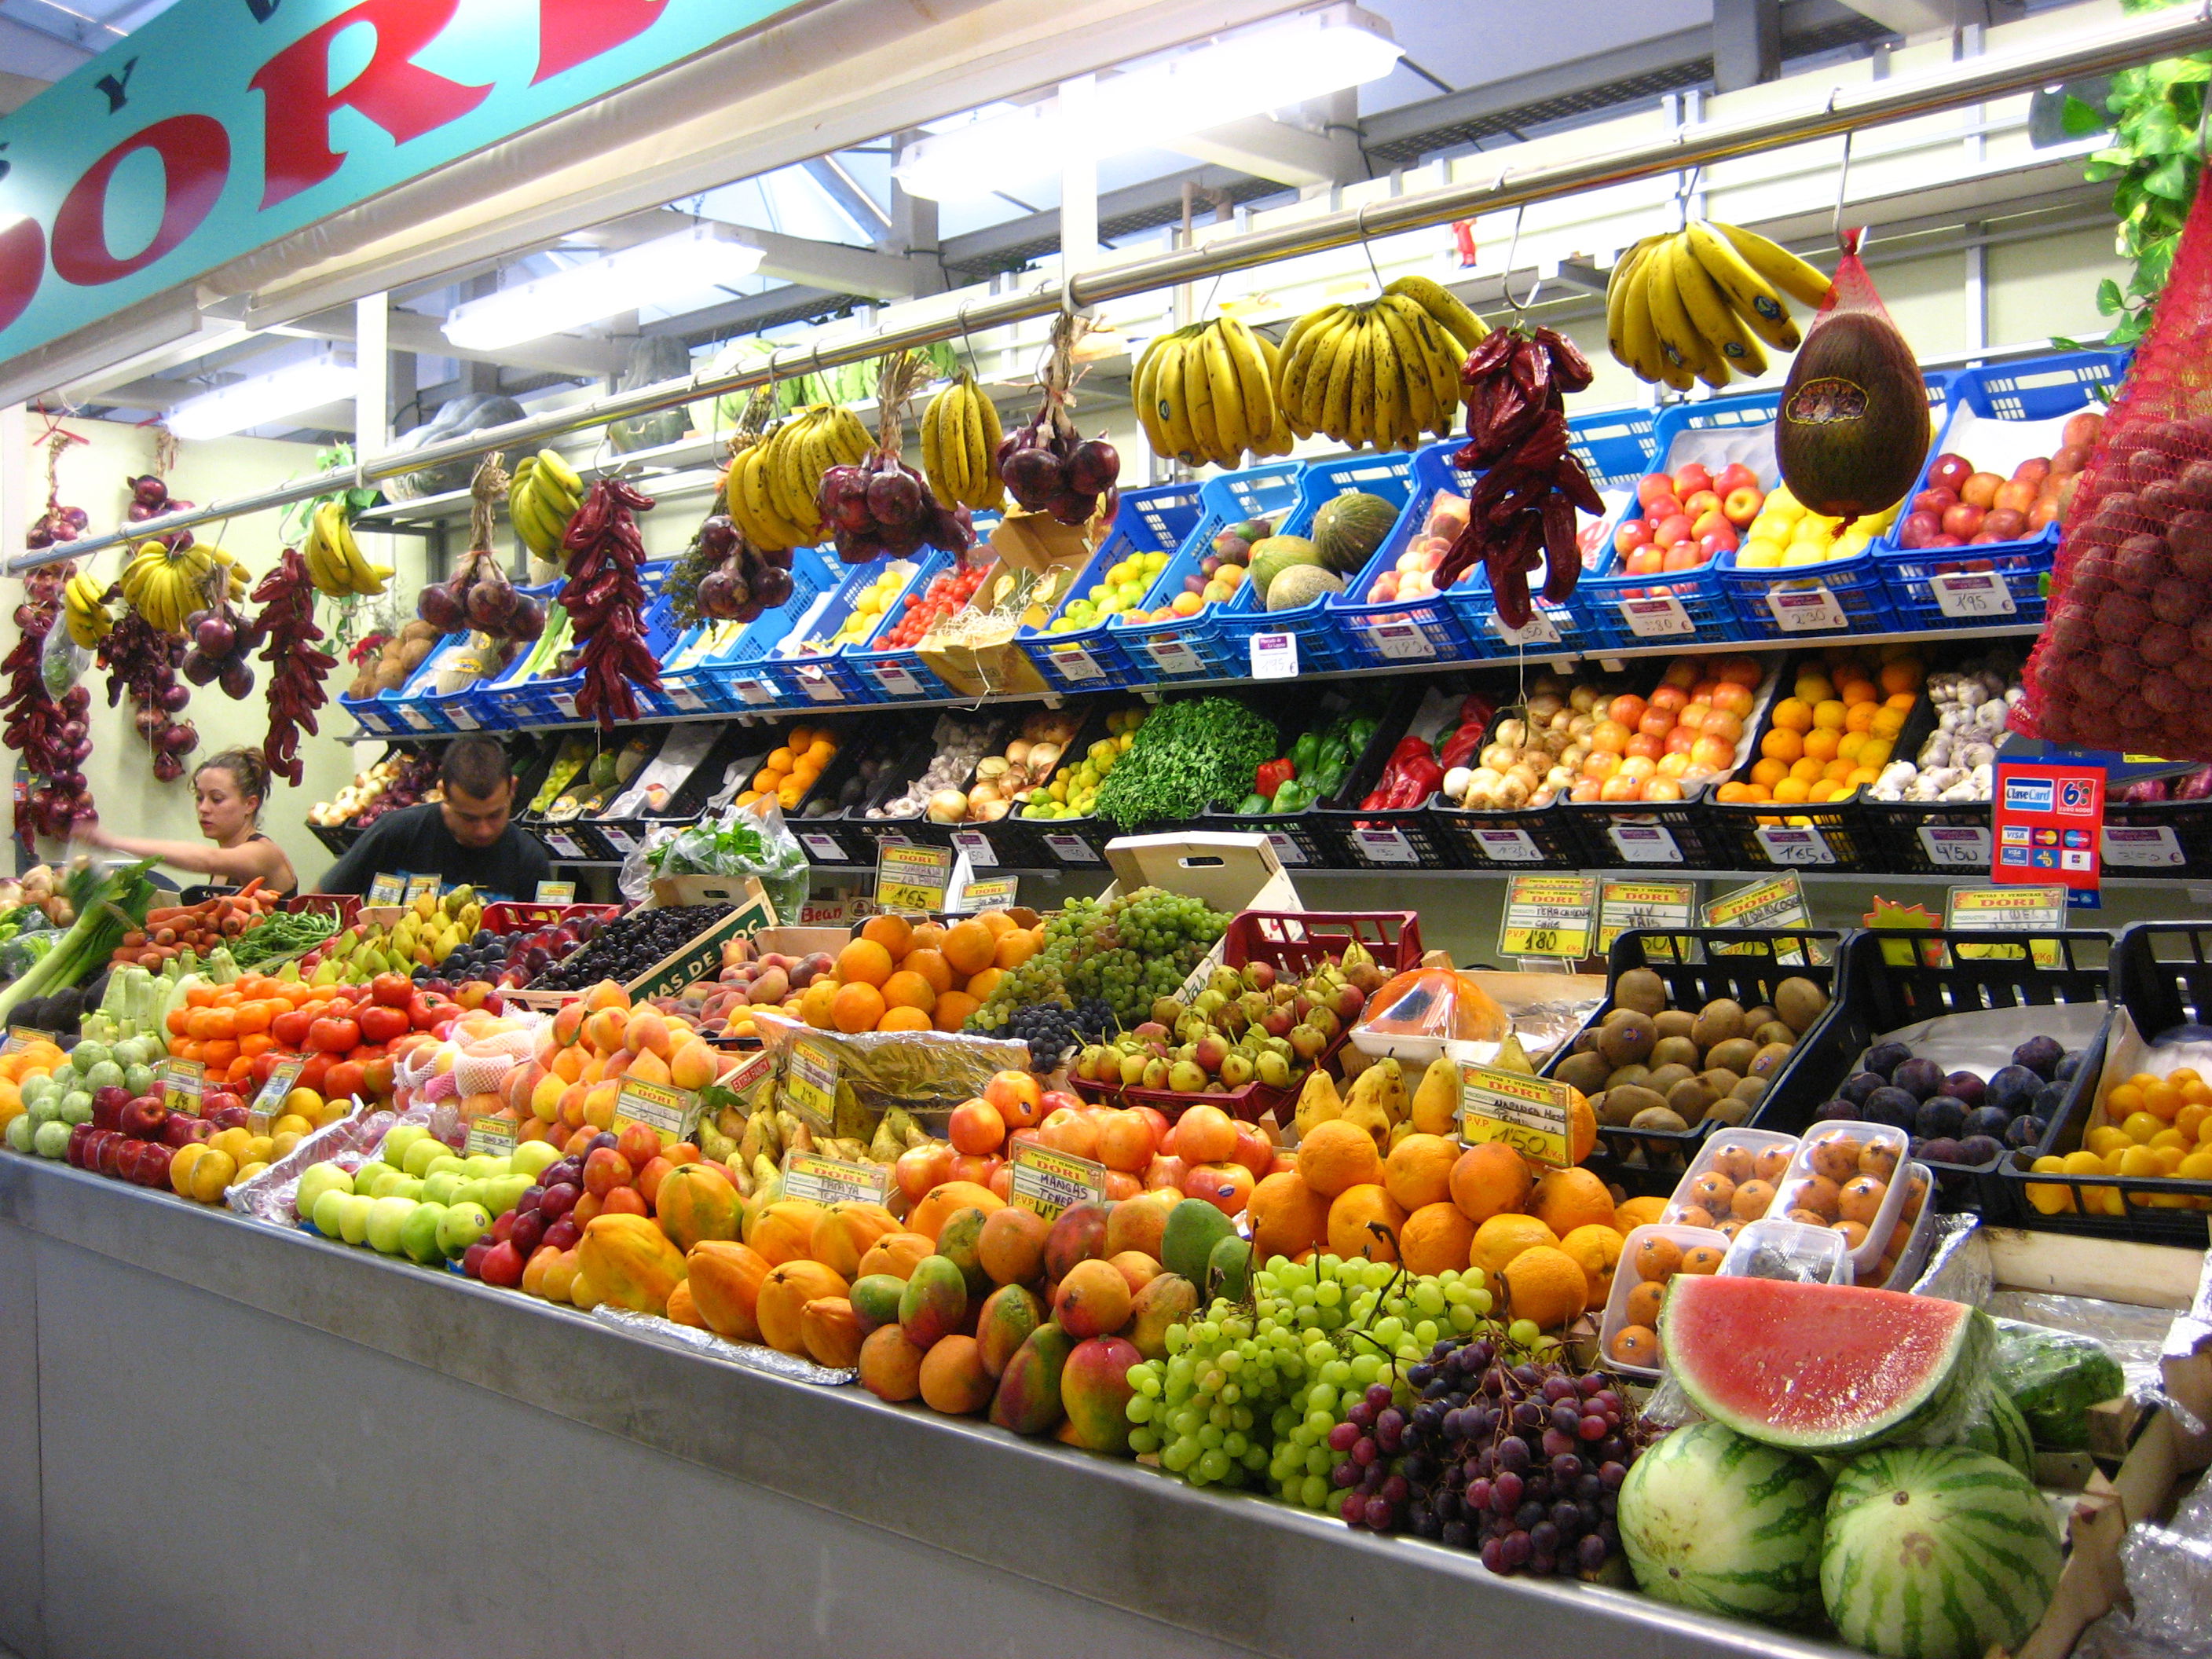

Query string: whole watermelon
1619 1423 1829 1625
1821 1445 2060 1659
1955 1383 2034 1482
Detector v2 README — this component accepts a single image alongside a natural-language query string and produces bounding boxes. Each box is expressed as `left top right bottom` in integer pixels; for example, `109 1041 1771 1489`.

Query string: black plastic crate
976 697 1138 871
2100 791 2212 881
2005 921 2212 1246
1309 698 1466 873
1199 686 1410 870
1431 795 1586 869
1752 927 2112 1222
1699 661 1887 873
1544 927 1844 1187
1559 786 1732 873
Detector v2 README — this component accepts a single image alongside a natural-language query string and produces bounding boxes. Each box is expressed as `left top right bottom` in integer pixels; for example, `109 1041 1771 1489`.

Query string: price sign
1765 585 1848 633
1755 824 1837 866
1498 875 1598 961
1354 826 1419 864
2103 825 2186 868
1917 826 1992 869
952 874 1018 913
782 1038 839 1132
1493 610 1562 649
534 881 577 904
1929 570 2017 619
1457 1064 1571 1168
950 830 998 870
1992 760 2104 896
1047 643 1104 683
1009 1142 1110 1219
1704 873 1812 959
1471 828 1544 863
873 661 924 697
1597 879 1697 955
405 873 442 905
734 677 775 705
247 1057 305 1135
465 1115 517 1159
1 1027 55 1055
1043 833 1100 864
1145 638 1205 676
598 824 638 855
1618 595 1695 639
1250 631 1299 679
1368 623 1436 661
876 841 953 913
1946 884 2064 968
1609 822 1683 865
162 1058 205 1119
541 830 588 861
665 683 708 712
613 1079 693 1148
1264 832 1307 866
366 873 407 906
798 669 846 704
799 833 848 864
550 691 580 719
447 704 480 730
782 1149 893 1207
397 703 434 731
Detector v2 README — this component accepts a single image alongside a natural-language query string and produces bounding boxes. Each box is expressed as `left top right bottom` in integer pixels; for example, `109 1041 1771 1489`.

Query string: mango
686 1240 771 1342
1043 1200 1110 1286
989 1322 1077 1436
1126 1273 1199 1361
756 1259 847 1354
1160 1197 1236 1283
1207 1234 1253 1302
1060 1335 1142 1453
859 1324 925 1401
809 1201 899 1278
800 1297 866 1368
976 1205 1050 1287
848 1273 906 1333
1053 1258 1132 1340
917 1335 993 1415
576 1213 687 1314
975 1284 1046 1379
1104 1191 1176 1261
856 1231 933 1280
935 1206 995 1298
899 1254 969 1349
654 1163 742 1251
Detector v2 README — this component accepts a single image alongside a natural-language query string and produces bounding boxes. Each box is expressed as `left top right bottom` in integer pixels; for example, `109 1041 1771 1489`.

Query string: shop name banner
0 0 804 366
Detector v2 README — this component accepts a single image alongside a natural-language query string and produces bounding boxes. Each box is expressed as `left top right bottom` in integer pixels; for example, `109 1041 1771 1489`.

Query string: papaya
654 1163 742 1251
858 1231 935 1280
809 1202 899 1278
757 1259 848 1354
665 1280 705 1329
749 1198 826 1265
799 1297 866 1368
576 1213 687 1314
686 1240 772 1342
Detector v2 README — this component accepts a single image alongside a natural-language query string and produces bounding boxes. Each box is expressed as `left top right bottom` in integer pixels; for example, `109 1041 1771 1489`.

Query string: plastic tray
1717 1217 1851 1286
1111 461 1304 683
1660 1127 1801 1229
1872 1168 1936 1288
1020 484 1208 693
1598 1222 1729 1378
1765 1120 1910 1279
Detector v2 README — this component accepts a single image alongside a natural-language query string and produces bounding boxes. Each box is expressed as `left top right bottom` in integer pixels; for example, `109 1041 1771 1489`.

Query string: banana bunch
62 571 113 649
723 403 872 552
1607 220 1832 391
302 504 393 599
1273 276 1489 452
120 540 247 633
509 448 584 562
919 373 1005 512
1133 315 1291 469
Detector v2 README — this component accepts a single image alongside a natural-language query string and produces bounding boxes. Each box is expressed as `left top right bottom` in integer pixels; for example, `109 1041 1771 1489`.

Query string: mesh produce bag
2016 174 2212 756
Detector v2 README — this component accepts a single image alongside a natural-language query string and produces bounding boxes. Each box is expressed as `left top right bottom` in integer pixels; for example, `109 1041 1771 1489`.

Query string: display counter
0 1155 1837 1659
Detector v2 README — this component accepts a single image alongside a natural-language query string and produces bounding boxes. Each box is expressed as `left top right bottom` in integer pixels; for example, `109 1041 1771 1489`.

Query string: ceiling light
893 5 1401 202
167 352 355 440
442 224 766 350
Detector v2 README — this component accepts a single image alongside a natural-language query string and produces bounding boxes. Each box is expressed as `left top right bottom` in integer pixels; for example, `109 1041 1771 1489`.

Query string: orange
964 967 1003 1002
974 910 1016 939
1750 758 1788 789
1399 1202 1476 1277
1470 1213 1559 1280
943 920 996 977
1326 1184 1407 1263
1531 1166 1615 1237
1615 1196 1665 1234
932 991 980 1033
859 914 912 958
1502 1246 1588 1331
908 921 947 956
835 939 894 989
1569 1088 1596 1166
903 948 954 994
1812 700 1846 731
1382 1133 1460 1211
1879 660 1918 695
1449 1141 1533 1225
830 982 887 1034
877 1006 932 1031
1625 1279 1666 1328
1297 1119 1383 1198
994 929 1040 971
1801 728 1840 763
799 980 840 1029
1760 727 1804 764
1558 1224 1624 1310
881 971 936 1014
1771 698 1814 732
1249 1171 1331 1262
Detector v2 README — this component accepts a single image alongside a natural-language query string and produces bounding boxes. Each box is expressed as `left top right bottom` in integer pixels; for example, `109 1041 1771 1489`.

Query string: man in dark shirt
320 738 553 899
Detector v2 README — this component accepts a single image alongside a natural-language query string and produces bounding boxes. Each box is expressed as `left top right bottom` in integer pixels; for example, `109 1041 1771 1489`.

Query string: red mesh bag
2015 176 2212 756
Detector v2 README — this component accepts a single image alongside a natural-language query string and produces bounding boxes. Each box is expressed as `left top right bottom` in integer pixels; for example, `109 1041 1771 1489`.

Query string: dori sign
0 0 795 368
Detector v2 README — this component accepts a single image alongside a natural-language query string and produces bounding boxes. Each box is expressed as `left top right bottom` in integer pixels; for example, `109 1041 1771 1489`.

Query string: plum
1864 1042 1912 1080
2012 1035 2064 1079
1942 1071 1985 1109
2055 1051 2084 1082
2005 1114 2048 1151
1961 1105 2012 1142
1840 1071 1886 1106
1986 1064 2044 1115
1957 1133 2005 1166
1919 1136 1966 1166
1892 1057 1946 1101
2033 1082 2070 1120
1864 1087 1920 1132
1818 1096 1864 1122
1914 1096 1968 1140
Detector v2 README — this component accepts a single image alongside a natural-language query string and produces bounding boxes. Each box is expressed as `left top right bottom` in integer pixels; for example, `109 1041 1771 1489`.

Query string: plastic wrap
1467 969 1608 1068
2075 1477 2212 1659
755 1011 1026 1139
625 795 809 922
225 1101 453 1227
591 1306 856 1386
1350 965 1510 1064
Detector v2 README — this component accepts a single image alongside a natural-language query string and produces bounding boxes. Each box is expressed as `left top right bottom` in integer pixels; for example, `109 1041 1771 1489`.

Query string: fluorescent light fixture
168 352 355 440
893 5 1401 201
443 224 767 351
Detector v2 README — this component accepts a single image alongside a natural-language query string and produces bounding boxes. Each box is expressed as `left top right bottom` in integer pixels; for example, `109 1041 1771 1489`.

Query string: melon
1821 1445 2060 1659
1618 1423 1829 1624
1245 534 1319 602
1661 1276 1992 1455
1265 566 1344 612
1955 1383 2034 1482
1312 492 1397 576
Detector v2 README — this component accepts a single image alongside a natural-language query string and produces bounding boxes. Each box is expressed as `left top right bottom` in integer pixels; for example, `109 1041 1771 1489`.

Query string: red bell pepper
1255 758 1296 800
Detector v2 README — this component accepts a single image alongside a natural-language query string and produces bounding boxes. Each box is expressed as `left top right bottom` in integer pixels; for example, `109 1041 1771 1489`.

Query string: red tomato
271 1008 315 1049
323 1061 366 1101
297 1053 331 1095
360 1056 396 1099
307 1016 360 1055
370 973 412 1009
406 995 440 1030
357 1005 408 1044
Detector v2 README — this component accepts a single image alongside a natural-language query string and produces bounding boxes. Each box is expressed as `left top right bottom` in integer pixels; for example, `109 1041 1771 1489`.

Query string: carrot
145 906 192 926
236 877 263 900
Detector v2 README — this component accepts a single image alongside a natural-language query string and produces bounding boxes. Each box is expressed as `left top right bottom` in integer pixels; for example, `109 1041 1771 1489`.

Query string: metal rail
13 2 2209 575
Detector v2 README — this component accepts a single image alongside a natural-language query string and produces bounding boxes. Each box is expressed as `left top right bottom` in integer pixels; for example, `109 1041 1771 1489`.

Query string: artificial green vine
2065 0 2210 346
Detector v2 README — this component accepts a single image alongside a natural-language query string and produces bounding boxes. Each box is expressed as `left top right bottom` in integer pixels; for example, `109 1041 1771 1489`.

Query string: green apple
463 1153 506 1179
483 1172 533 1218
365 1196 417 1255
310 1187 348 1237
295 1163 353 1220
4 1115 31 1155
511 1141 561 1180
386 1175 423 1202
421 1170 465 1207
423 1154 466 1180
57 1092 93 1126
382 1123 429 1166
335 1192 375 1246
452 1177 488 1210
437 1200 491 1259
397 1201 449 1267
401 1136 449 1178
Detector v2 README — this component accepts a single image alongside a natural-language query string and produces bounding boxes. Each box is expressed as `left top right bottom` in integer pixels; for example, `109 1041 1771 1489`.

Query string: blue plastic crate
1217 455 1408 675
1113 461 1304 682
1568 404 1661 489
339 689 408 738
477 566 683 725
1020 484 1207 693
1873 348 2130 632
796 550 944 703
1328 442 1484 668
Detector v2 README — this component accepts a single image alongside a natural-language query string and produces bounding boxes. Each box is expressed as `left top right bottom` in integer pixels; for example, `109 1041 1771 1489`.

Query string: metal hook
1357 199 1386 295
1672 163 1704 232
955 301 983 381
1832 126 1858 251
1500 202 1544 317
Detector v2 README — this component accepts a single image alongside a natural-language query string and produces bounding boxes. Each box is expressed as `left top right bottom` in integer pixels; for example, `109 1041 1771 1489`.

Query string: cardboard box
1099 832 1303 914
917 518 1101 699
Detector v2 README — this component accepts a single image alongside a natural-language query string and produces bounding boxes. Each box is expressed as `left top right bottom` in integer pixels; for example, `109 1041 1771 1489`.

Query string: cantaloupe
1246 534 1319 600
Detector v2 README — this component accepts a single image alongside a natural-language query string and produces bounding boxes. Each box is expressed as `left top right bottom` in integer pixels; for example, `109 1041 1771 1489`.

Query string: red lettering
0 217 43 333
534 0 662 85
249 0 490 211
50 115 230 287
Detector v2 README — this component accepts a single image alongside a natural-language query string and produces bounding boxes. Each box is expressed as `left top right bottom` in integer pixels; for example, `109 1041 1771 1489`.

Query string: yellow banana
1372 298 1434 441
1155 335 1198 462
1133 334 1171 460
1714 222 1833 309
1605 236 1665 377
1287 309 1353 430
535 448 584 500
1218 318 1274 449
1385 274 1490 356
1642 238 1718 383
1278 306 1345 427
1668 233 1766 374
1320 316 1358 442
967 379 1003 510
1685 220 1801 352
1347 311 1379 450
1200 323 1247 459
1182 331 1223 464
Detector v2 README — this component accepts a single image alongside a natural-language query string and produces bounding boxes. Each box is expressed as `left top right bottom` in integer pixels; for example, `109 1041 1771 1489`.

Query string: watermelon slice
1661 1276 1992 1455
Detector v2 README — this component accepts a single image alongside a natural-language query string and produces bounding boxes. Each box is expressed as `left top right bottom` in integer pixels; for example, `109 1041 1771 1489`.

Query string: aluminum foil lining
591 1306 856 1387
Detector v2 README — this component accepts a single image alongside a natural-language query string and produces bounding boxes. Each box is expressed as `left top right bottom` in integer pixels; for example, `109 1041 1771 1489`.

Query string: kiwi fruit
1741 1005 1778 1033
1703 1097 1751 1128
1668 1076 1719 1124
1774 977 1829 1034
1614 967 1668 1016
1643 1063 1697 1099
1650 1035 1701 1071
1690 1000 1746 1050
1699 1068 1744 1100
1595 1009 1657 1067
1555 1050 1610 1096
1573 1028 1601 1055
1752 1020 1796 1051
1654 1009 1695 1043
1605 1064 1652 1092
1748 1042 1795 1079
1705 1037 1757 1078
1629 1106 1689 1133
1602 1084 1668 1126
1731 1075 1770 1106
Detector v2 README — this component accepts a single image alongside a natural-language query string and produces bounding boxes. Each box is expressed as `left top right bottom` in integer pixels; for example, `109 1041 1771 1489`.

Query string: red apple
1941 502 1985 538
1664 545 1710 572
1912 486 1959 516
136 1144 172 1188
1673 462 1714 498
1927 532 1966 548
1928 453 1972 493
1697 526 1738 559
1690 505 1732 541
1644 493 1683 526
1681 489 1723 520
66 1124 97 1167
1635 473 1675 508
1722 486 1763 526
1982 507 2028 541
97 1133 128 1179
1627 548 1664 575
1613 518 1652 555
160 1114 201 1149
1899 510 1942 549
1714 462 1759 494
1654 513 1694 548
480 1240 526 1288
119 1096 167 1140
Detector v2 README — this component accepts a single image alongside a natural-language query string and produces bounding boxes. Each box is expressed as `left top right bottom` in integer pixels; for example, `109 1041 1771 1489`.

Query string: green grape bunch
966 887 1229 1031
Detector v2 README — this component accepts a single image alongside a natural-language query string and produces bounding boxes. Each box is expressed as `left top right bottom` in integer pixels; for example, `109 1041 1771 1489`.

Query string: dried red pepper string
251 548 335 787
560 478 661 728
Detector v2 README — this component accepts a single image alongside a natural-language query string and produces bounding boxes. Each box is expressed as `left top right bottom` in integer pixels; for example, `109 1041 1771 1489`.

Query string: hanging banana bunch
63 569 113 649
919 372 1006 513
1606 220 1832 391
1133 314 1291 469
509 447 585 576
723 402 871 552
1272 276 1489 454
120 540 252 632
302 504 393 599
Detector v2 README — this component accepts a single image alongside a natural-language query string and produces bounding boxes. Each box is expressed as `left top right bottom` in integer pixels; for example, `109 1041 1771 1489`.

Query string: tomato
323 1061 366 1102
271 1008 315 1049
357 1005 408 1044
370 972 413 1009
406 994 440 1031
248 1053 280 1093
360 1056 396 1099
307 1016 360 1055
297 1053 331 1095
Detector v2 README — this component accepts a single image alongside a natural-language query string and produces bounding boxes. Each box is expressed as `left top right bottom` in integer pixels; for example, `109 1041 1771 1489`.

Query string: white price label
551 691 580 719
1929 571 2018 619
1765 584 1848 633
1493 610 1562 648
734 677 775 705
874 661 923 697
1264 832 1307 866
1755 825 1837 866
1369 623 1436 661
1145 638 1204 676
951 830 998 869
1356 826 1419 864
447 704 479 730
1473 828 1544 862
398 703 433 731
2103 824 2187 868
799 670 845 704
1048 643 1103 683
597 824 637 854
1250 631 1299 679
543 831 585 860
1609 823 1683 864
1043 833 1100 863
665 684 706 712
1618 595 1695 639
799 833 848 863
1917 826 1993 868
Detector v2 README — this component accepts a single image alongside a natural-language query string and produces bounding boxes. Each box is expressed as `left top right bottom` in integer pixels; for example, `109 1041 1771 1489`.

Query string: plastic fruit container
1870 1163 1935 1289
1766 1119 1910 1278
1599 1221 1728 1379
1716 1218 1851 1287
1659 1127 1800 1233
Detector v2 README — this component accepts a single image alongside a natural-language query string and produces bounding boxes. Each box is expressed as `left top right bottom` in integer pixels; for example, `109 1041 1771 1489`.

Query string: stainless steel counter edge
0 1153 1841 1659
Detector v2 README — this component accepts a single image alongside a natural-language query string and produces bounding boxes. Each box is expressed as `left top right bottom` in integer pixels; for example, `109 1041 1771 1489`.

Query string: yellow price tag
612 1079 694 1146
782 1150 893 1207
1596 879 1697 957
782 1038 839 1132
162 1058 206 1119
1009 1142 1109 1218
1945 884 2064 969
875 842 951 914
1456 1062 1570 1169
1497 875 1597 961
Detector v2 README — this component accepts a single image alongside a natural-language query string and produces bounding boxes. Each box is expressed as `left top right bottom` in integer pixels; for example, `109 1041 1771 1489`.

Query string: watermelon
1312 491 1397 575
1661 1275 1993 1455
1618 1423 1829 1624
1821 1445 2061 1659
1955 1383 2034 1481
1992 1318 2126 1450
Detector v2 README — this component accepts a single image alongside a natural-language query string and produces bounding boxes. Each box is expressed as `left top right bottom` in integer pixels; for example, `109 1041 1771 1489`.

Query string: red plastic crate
482 900 624 934
286 893 359 926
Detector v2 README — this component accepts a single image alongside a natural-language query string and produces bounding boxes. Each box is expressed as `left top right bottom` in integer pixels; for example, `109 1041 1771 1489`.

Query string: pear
1291 1068 1342 1139
1408 1055 1463 1137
